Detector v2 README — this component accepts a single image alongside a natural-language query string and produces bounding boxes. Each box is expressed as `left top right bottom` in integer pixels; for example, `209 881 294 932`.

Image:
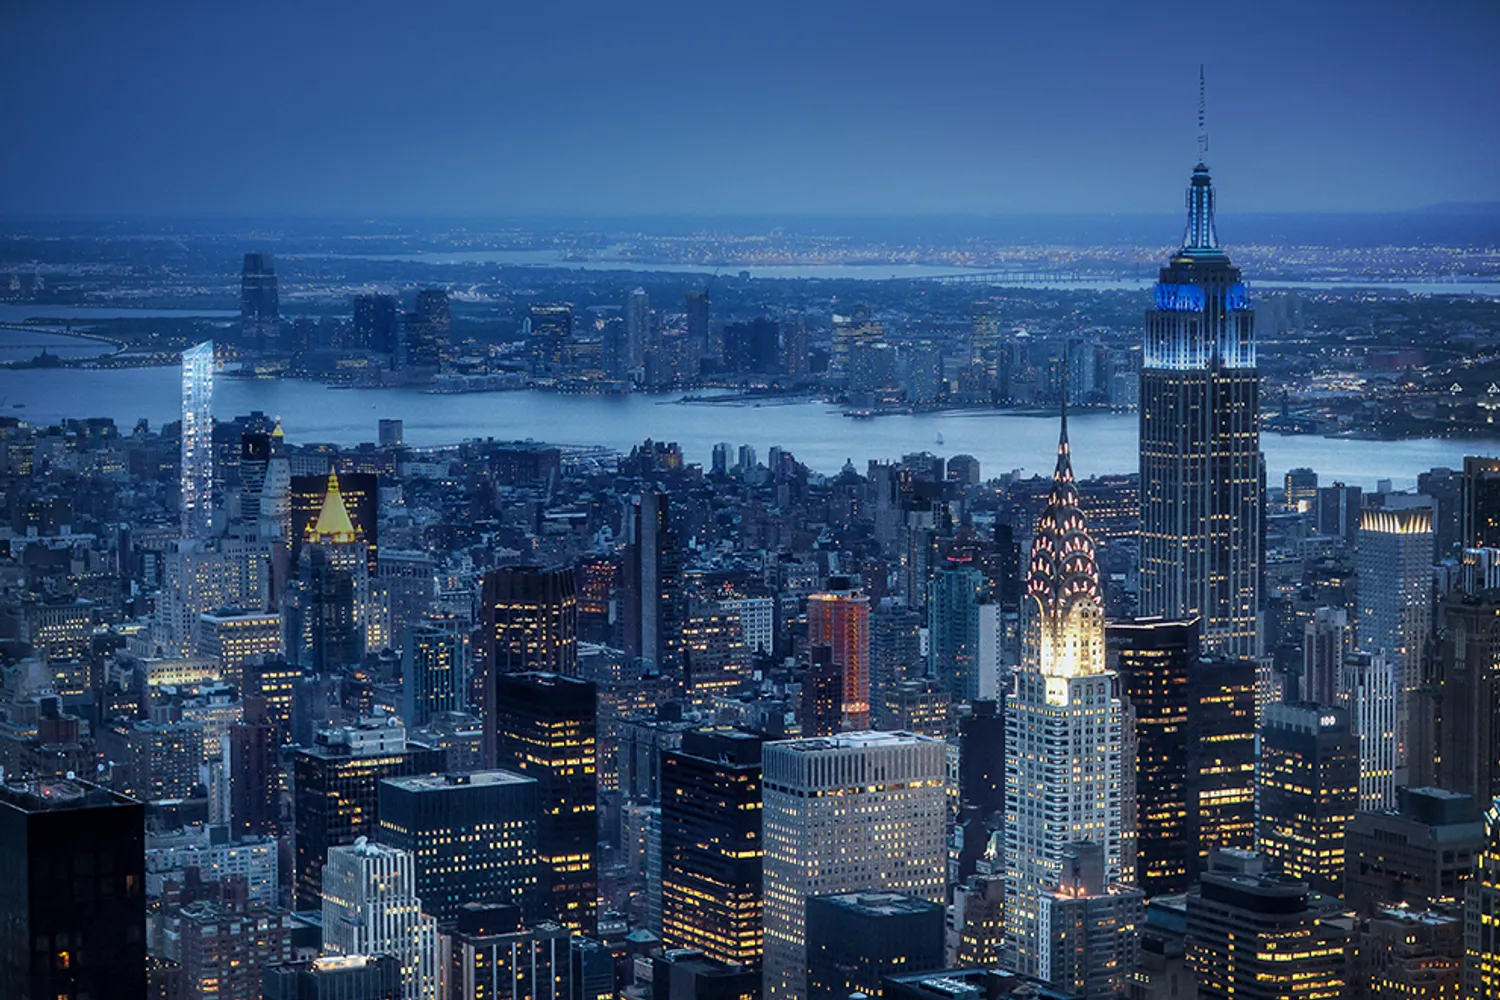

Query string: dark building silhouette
650 949 760 1000
685 290 711 361
660 730 764 968
1344 786 1484 914
1462 455 1500 548
378 770 540 923
1186 656 1258 875
241 252 281 352
528 304 574 374
479 565 579 765
229 695 280 838
353 293 400 359
404 287 450 368
800 645 843 738
624 491 683 673
490 673 598 934
1108 617 1198 896
723 317 779 375
445 903 572 1000
1413 583 1500 804
1257 702 1360 895
262 954 402 999
959 699 1005 820
291 722 443 911
0 779 146 1000
805 892 946 1000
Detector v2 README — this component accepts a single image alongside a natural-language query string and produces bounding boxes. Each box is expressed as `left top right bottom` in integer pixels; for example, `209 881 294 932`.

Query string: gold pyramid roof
306 470 360 544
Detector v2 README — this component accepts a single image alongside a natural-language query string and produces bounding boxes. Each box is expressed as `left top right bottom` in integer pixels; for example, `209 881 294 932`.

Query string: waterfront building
241 252 280 351
404 287 450 369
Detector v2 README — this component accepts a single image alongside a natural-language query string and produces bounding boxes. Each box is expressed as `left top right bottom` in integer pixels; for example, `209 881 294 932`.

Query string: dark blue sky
3 0 1497 218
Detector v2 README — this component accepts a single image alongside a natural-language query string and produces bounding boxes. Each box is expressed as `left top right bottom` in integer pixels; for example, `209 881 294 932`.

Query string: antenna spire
1197 64 1208 165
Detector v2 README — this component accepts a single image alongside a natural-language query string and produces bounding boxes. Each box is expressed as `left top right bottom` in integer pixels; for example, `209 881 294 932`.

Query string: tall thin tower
180 340 214 539
1138 72 1263 659
1005 410 1124 976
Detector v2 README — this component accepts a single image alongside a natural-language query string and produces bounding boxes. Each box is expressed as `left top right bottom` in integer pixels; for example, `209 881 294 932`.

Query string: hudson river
0 365 1492 489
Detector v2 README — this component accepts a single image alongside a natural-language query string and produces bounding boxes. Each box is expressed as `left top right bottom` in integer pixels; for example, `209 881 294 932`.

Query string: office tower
239 429 271 522
353 292 400 357
723 317 779 375
1138 153 1262 661
781 312 809 377
0 779 146 999
157 536 273 657
1315 482 1364 542
762 732 947 1000
404 287 450 368
379 418 404 448
197 608 282 688
625 491 683 673
1356 506 1433 769
1185 868 1347 1000
830 308 882 379
1463 455 1500 548
877 678 950 738
1337 651 1398 811
685 289 711 360
402 618 466 728
626 288 650 368
1107 617 1197 897
1467 795 1500 997
928 556 985 704
1350 906 1464 1000
1185 657 1257 874
321 839 440 1000
660 730 763 968
289 471 379 574
291 720 444 911
528 303 575 374
799 644 843 737
444 903 572 1000
1302 606 1350 705
286 473 371 672
1414 576 1500 803
1006 415 1124 976
806 577 872 729
805 893 946 1000
171 877 295 1000
1344 786 1484 914
181 339 215 539
377 771 539 923
479 566 578 747
648 950 757 1000
1036 842 1145 998
262 955 403 1000
241 252 280 350
1256 702 1359 894
679 603 752 706
490 673 598 934
230 699 281 837
1284 467 1318 511
959 699 1005 821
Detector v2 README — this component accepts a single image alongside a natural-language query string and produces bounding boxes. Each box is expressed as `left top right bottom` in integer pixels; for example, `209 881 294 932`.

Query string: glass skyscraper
180 339 215 539
1138 158 1263 660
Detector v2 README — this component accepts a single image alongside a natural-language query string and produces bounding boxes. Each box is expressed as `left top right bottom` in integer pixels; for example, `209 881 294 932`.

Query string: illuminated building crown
306 470 362 544
1023 409 1105 678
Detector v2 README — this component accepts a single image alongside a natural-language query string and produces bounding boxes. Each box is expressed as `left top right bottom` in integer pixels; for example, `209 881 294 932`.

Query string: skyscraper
1337 651 1399 812
1138 146 1263 660
1466 794 1500 997
1036 842 1145 999
285 472 371 672
625 491 682 674
626 288 650 368
1462 455 1500 548
479 566 579 761
528 304 575 375
1355 506 1433 772
377 771 539 923
1006 413 1124 976
685 289 711 361
806 577 872 730
1256 702 1360 895
1185 656 1258 873
240 252 280 351
402 618 467 727
353 292 400 358
321 839 440 1000
805 893 946 1000
660 729 764 968
489 673 598 935
0 779 146 1000
927 556 985 704
180 339 215 539
762 732 947 1000
404 288 450 369
1107 617 1197 897
1413 573 1500 804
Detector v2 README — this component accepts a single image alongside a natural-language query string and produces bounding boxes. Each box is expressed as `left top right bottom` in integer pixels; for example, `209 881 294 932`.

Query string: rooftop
381 770 534 793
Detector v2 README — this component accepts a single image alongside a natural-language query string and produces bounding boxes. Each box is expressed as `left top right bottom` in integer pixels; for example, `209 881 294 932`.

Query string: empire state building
1138 151 1263 660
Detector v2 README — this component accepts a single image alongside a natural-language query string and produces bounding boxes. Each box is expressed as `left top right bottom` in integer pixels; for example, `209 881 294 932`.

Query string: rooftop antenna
1197 64 1208 165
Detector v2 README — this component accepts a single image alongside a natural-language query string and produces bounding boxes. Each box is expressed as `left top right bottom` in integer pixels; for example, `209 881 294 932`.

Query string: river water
0 365 1490 489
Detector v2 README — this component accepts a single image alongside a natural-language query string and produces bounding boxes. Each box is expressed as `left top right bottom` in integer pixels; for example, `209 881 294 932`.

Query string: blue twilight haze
1 0 1498 217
